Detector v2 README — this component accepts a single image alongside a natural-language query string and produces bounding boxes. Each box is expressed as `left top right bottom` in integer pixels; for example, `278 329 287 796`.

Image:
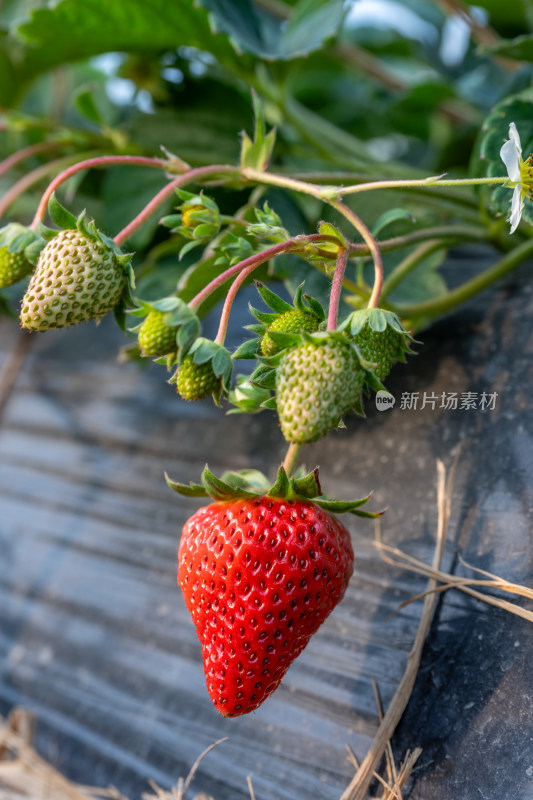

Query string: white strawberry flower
500 122 533 233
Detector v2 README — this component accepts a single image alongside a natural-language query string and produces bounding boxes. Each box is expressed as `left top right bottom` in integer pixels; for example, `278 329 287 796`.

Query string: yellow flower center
520 154 533 199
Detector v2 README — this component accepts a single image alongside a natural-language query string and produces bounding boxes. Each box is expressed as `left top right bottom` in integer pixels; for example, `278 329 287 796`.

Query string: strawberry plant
1 0 532 793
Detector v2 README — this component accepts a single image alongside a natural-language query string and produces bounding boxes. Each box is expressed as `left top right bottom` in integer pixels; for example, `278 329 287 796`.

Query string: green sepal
179 239 203 259
250 366 277 390
232 338 261 359
220 469 271 493
160 214 182 229
227 377 270 414
249 305 278 325
165 463 383 517
245 323 266 335
48 193 77 230
266 330 302 350
292 468 322 499
165 472 208 497
36 221 59 242
0 223 45 265
113 297 127 332
202 466 258 500
185 337 233 395
261 396 277 410
303 293 326 320
255 281 293 314
268 465 291 498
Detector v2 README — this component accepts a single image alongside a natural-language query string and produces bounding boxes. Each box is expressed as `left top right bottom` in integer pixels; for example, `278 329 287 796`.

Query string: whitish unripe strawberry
20 230 127 331
276 333 365 443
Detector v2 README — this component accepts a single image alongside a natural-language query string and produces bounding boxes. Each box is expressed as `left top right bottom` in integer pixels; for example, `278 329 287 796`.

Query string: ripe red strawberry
179 495 353 716
168 465 382 716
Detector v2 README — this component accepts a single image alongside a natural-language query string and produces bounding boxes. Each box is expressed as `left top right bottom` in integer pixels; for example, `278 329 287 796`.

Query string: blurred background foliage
1 0 533 317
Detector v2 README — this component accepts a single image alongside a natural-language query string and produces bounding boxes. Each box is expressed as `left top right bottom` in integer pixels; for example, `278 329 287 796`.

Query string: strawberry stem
30 155 169 230
188 234 336 312
282 443 301 477
329 200 384 309
0 139 70 180
327 247 349 330
214 262 261 345
0 152 98 221
113 165 238 247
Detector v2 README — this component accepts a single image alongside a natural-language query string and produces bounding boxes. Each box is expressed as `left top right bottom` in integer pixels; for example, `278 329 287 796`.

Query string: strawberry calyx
128 295 201 368
339 307 416 343
161 188 220 258
165 464 384 518
0 222 46 267
233 282 325 360
169 336 233 405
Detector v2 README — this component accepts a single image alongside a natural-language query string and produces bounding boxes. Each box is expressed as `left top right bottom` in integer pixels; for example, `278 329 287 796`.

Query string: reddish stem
30 155 167 230
327 248 348 331
0 140 68 179
214 263 260 345
113 165 237 247
0 153 93 221
330 200 384 309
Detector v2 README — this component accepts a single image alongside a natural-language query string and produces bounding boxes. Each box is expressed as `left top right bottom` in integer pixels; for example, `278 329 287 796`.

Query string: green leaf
372 208 414 238
199 0 345 59
481 34 533 61
14 0 244 81
73 85 105 124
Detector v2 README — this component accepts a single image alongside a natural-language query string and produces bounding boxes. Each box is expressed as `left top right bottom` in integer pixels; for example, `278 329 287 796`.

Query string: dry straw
1 460 531 800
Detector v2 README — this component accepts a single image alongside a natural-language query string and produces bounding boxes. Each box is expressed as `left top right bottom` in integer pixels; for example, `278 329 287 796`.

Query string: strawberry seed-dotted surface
178 496 354 716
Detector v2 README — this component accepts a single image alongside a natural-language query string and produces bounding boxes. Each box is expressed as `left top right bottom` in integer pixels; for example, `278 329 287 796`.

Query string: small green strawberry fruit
261 308 320 357
20 225 131 332
176 355 221 401
172 337 233 404
276 332 367 443
128 296 200 369
341 308 416 382
0 247 34 288
138 309 177 356
233 282 325 363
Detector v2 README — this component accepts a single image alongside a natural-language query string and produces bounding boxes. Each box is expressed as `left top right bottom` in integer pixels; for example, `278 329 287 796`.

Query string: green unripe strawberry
276 333 365 443
351 323 402 381
177 355 221 401
261 309 320 357
342 308 415 382
138 309 177 356
0 247 34 288
20 229 127 331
